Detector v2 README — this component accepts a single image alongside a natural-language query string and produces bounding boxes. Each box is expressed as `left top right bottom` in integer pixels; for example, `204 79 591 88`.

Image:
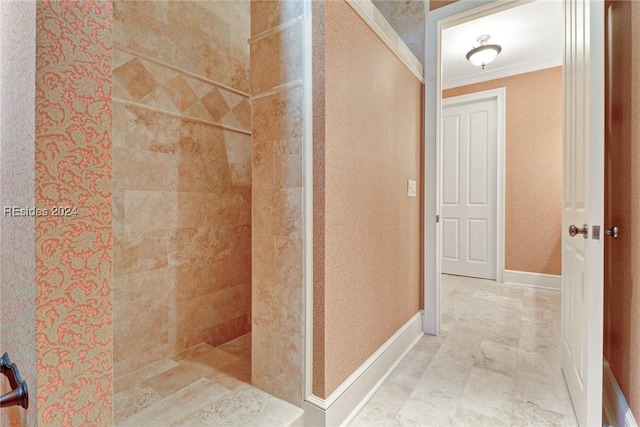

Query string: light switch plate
408 179 417 197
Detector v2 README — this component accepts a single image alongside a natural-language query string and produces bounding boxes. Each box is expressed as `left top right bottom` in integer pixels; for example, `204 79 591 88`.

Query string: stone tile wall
250 0 305 407
112 0 252 376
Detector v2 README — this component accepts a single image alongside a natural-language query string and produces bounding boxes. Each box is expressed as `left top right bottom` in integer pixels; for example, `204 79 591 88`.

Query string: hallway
350 275 578 426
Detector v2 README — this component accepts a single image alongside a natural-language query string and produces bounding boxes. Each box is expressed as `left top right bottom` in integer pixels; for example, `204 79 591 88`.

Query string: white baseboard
503 270 562 290
603 359 638 427
303 312 424 427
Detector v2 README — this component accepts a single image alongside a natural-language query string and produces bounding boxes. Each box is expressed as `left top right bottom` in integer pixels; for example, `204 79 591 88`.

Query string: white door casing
561 0 604 426
441 90 505 281
426 0 524 335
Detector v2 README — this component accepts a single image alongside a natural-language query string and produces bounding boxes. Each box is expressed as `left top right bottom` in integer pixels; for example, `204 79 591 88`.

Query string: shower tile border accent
115 44 250 98
35 1 113 425
113 98 252 136
113 49 252 134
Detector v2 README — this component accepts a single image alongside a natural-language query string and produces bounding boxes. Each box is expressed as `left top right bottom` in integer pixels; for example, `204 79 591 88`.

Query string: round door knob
568 224 588 238
604 226 619 239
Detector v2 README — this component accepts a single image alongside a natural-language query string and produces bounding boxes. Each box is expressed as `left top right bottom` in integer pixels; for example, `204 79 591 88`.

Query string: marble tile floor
114 333 303 427
350 274 579 427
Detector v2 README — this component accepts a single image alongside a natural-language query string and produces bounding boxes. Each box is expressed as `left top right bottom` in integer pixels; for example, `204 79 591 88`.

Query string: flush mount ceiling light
466 35 502 69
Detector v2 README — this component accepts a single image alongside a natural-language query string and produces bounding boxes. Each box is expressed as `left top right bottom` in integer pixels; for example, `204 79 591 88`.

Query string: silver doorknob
604 226 619 239
569 224 588 238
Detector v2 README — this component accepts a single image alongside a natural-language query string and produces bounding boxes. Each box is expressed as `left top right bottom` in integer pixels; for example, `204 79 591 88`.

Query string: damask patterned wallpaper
35 1 113 424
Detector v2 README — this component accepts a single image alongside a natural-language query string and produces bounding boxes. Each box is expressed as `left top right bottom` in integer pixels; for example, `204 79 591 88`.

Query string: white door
441 96 497 280
561 1 604 426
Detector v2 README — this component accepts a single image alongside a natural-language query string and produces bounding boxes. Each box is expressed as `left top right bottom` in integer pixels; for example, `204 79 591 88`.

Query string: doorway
441 89 505 281
425 1 606 426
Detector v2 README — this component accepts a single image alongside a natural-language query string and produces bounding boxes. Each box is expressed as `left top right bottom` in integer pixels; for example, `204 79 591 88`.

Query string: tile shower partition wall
250 0 306 407
35 1 113 424
112 1 252 376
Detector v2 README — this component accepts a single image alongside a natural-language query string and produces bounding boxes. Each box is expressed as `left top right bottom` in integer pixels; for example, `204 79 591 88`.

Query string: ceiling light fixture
466 35 502 69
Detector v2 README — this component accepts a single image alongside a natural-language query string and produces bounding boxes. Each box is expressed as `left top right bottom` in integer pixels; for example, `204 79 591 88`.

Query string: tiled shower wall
250 0 305 406
112 1 252 375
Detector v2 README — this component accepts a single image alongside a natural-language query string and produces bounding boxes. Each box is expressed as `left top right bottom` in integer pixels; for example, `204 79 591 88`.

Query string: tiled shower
110 0 306 423
112 0 253 377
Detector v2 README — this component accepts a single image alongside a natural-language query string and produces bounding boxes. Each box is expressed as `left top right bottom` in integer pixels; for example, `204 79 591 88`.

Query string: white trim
345 0 424 81
425 0 535 337
441 88 506 285
443 57 562 90
302 0 314 402
248 15 303 44
503 270 562 291
303 312 424 426
113 98 252 135
603 359 638 427
250 80 304 101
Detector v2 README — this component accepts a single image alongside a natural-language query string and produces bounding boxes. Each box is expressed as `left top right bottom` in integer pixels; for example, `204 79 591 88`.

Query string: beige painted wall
313 0 422 398
604 0 640 415
0 1 37 425
444 67 563 276
112 1 252 376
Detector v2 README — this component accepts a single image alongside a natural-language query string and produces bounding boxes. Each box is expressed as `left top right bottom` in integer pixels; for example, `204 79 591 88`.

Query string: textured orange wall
604 0 640 415
444 67 563 276
35 1 113 424
314 0 422 398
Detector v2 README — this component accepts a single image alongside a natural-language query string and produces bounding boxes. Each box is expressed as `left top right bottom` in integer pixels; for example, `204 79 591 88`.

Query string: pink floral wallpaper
35 1 113 424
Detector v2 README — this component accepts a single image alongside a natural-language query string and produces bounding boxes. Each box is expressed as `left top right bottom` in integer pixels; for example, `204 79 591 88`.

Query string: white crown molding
346 0 424 82
443 55 562 90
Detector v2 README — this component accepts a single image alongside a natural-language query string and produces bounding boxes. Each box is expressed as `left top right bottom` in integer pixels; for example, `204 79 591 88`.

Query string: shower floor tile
114 333 303 427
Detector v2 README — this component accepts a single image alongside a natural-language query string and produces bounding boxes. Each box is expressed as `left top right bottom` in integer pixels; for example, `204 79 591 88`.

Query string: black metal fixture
0 353 28 409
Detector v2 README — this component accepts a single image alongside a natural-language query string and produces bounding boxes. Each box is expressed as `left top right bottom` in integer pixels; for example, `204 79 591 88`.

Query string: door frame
441 88 506 283
424 0 531 335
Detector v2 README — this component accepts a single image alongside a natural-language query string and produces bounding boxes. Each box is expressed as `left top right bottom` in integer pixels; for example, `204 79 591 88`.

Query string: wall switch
407 179 417 197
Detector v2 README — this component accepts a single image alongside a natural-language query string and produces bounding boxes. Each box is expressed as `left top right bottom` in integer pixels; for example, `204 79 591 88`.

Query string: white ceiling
442 0 563 89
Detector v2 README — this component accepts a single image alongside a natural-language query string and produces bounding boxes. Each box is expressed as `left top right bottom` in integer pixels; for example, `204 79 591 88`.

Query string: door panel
561 1 605 425
443 115 460 205
468 219 488 262
442 218 460 261
442 98 497 280
468 111 489 205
